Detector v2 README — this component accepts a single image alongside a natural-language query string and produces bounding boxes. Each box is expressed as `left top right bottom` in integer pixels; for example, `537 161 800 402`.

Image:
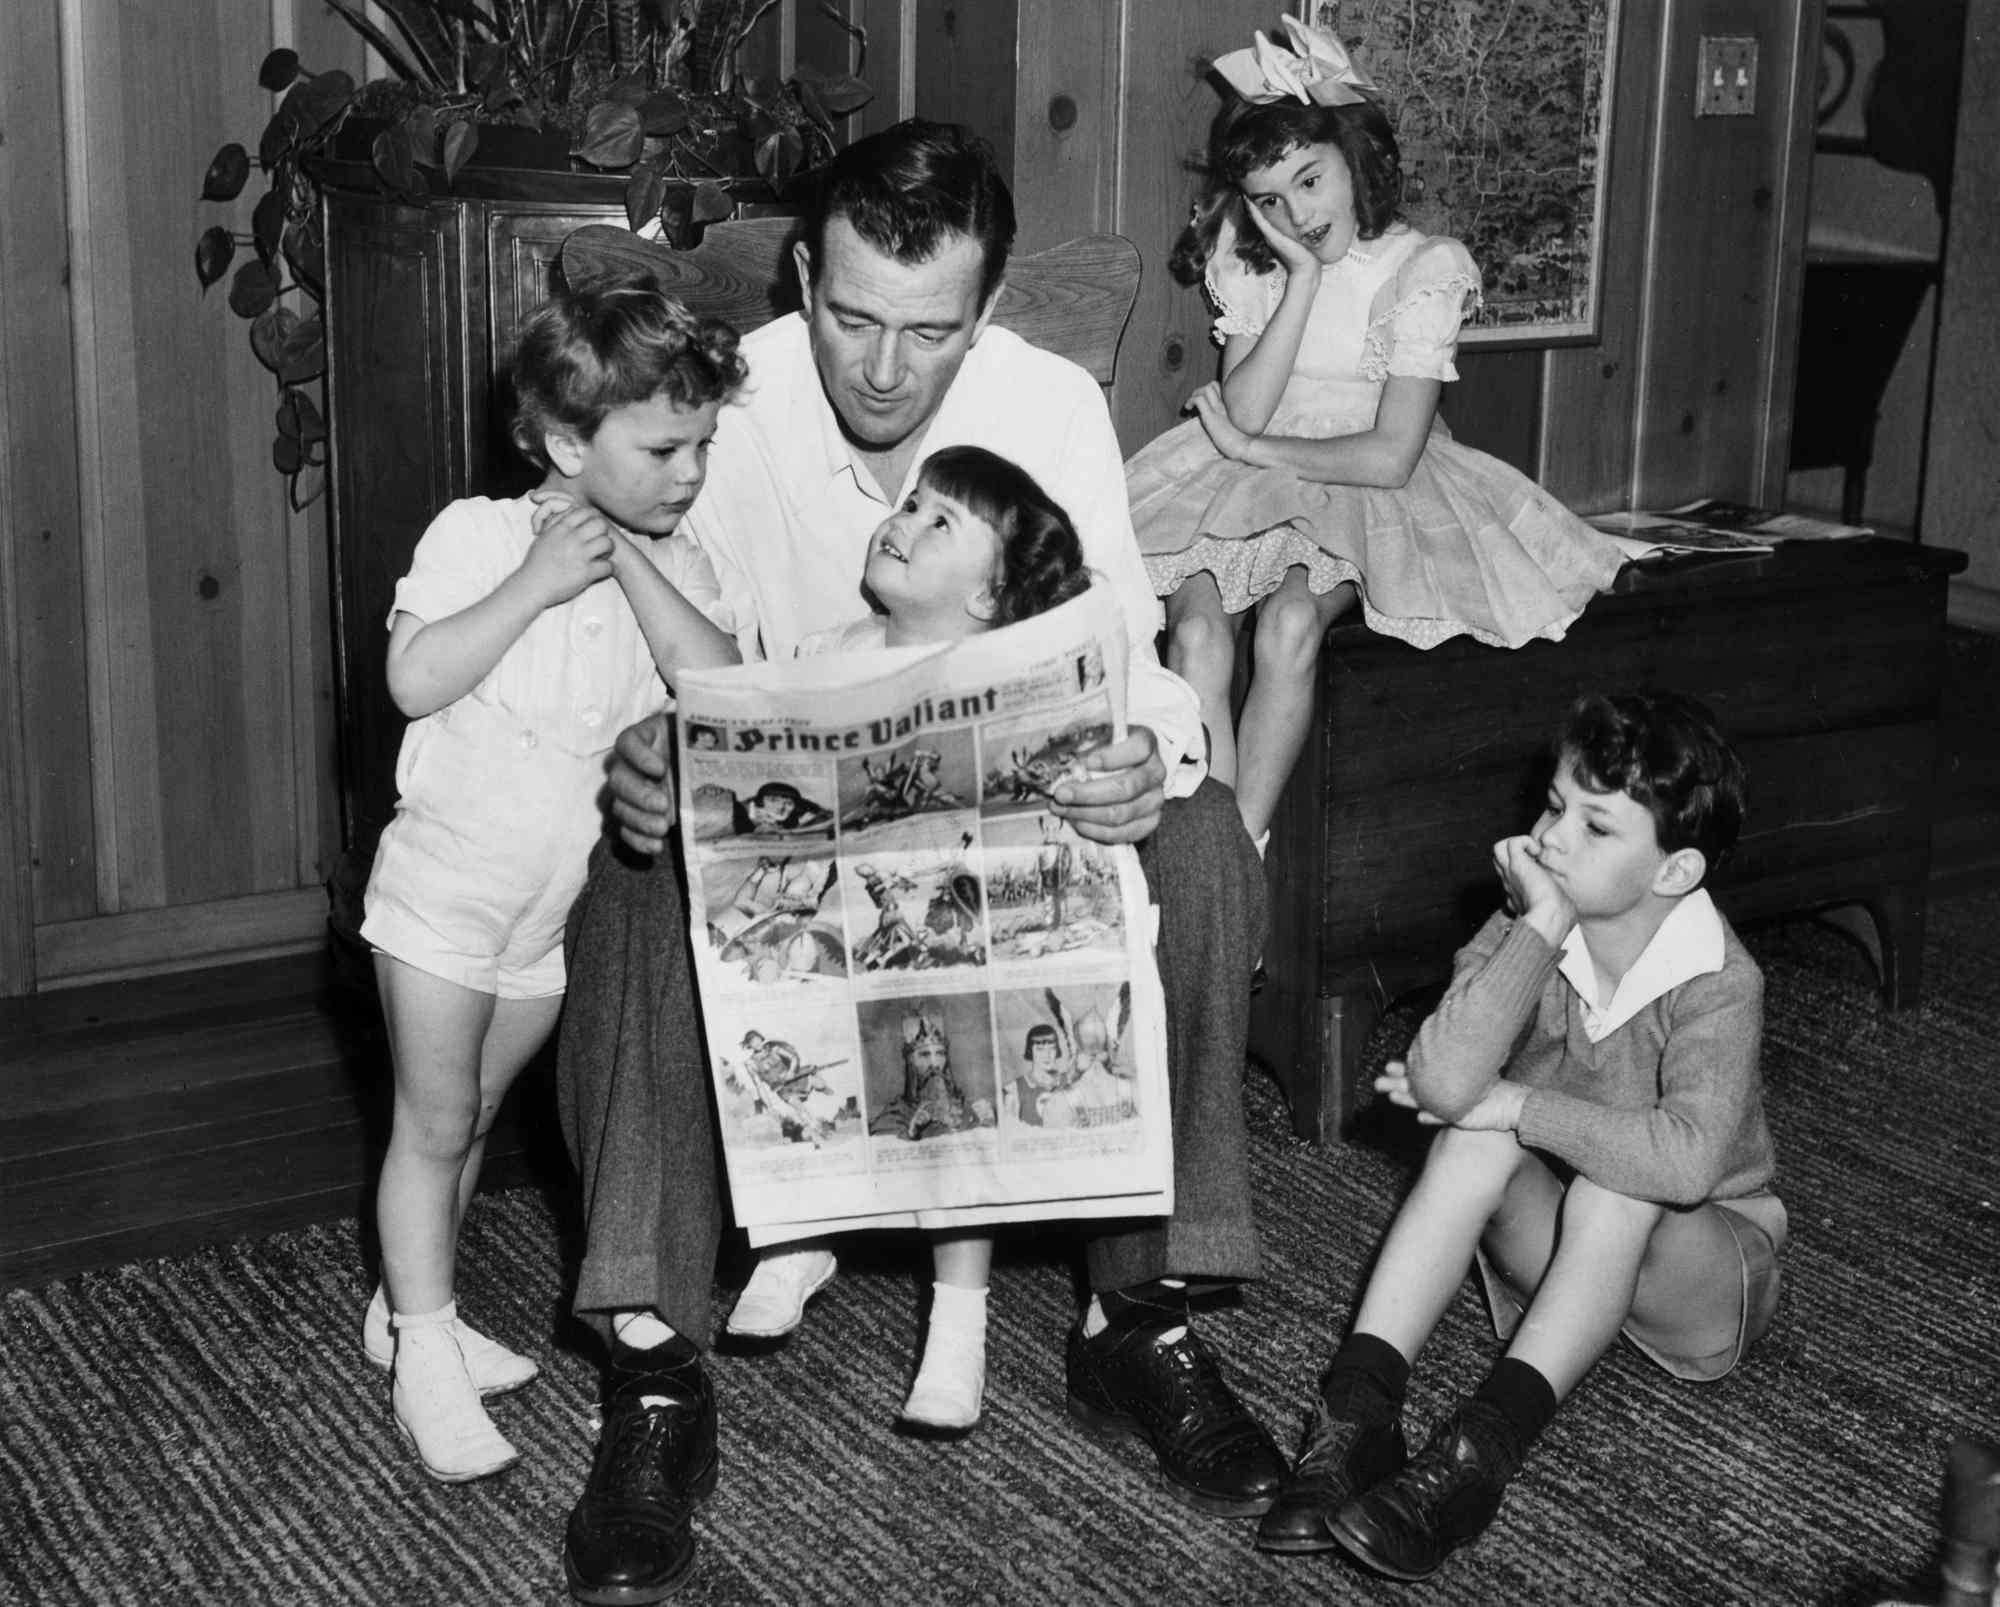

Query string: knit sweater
1405 906 1778 1208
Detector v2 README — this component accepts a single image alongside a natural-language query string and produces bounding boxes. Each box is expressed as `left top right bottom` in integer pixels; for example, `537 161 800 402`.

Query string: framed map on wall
1301 0 1620 347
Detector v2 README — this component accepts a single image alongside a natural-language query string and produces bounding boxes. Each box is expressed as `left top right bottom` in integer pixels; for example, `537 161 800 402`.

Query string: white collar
1558 889 1726 1042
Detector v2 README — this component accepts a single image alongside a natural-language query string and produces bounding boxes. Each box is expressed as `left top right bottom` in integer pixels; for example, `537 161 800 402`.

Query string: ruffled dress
1128 225 1627 649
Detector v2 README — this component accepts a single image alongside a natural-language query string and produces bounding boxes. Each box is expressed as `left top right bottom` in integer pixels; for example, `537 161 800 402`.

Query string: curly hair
1558 690 1748 872
1170 95 1404 285
803 119 1016 310
509 283 748 470
915 446 1091 627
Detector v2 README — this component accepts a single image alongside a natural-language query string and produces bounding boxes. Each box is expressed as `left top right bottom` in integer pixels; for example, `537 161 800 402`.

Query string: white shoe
725 1247 837 1339
390 1305 520 1483
363 1285 539 1396
900 1284 988 1431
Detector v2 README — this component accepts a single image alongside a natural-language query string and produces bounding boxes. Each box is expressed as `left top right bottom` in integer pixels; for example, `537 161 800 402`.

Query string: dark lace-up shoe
1329 1405 1520 1581
1255 1400 1408 1553
1065 1319 1287 1516
563 1354 718 1604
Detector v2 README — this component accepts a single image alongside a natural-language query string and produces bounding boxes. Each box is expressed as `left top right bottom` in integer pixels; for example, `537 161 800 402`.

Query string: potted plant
195 0 870 508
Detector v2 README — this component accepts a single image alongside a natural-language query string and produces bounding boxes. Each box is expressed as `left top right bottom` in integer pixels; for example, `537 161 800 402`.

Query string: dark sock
608 1329 702 1394
1319 1332 1411 1425
1099 1278 1193 1332
1469 1357 1559 1464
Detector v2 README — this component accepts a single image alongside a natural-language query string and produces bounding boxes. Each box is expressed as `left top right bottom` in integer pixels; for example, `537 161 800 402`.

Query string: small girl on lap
724 445 1091 1433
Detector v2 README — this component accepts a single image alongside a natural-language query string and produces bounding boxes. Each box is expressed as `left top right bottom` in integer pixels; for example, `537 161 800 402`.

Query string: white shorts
361 711 607 1000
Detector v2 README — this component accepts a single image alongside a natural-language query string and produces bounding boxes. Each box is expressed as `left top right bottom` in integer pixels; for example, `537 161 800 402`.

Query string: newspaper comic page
674 593 1172 1241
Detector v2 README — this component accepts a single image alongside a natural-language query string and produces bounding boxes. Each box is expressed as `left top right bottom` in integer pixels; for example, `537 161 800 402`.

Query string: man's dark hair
1559 690 1748 872
803 119 1017 307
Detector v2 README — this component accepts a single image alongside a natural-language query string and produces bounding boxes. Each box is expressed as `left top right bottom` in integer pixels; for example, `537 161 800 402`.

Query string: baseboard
33 887 329 989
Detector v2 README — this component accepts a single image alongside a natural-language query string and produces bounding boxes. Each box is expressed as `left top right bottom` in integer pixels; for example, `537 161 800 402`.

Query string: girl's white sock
902 1282 989 1430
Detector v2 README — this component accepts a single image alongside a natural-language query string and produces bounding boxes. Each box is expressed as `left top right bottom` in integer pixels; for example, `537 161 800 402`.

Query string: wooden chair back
559 220 1141 386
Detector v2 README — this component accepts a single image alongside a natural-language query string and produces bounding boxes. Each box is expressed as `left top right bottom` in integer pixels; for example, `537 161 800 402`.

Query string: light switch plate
1697 35 1758 116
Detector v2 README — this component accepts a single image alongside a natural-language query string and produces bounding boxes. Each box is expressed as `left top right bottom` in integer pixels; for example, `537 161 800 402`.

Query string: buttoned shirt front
682 316 1205 789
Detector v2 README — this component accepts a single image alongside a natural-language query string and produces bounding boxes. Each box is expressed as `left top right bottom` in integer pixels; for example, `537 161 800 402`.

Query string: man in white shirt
556 120 1280 1605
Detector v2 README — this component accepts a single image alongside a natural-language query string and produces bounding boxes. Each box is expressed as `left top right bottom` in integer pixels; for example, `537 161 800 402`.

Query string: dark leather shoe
1255 1401 1408 1553
1330 1406 1519 1581
563 1356 719 1604
1066 1319 1287 1517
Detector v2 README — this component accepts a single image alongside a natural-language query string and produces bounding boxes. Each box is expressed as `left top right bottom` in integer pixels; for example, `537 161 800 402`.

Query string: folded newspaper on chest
674 592 1172 1241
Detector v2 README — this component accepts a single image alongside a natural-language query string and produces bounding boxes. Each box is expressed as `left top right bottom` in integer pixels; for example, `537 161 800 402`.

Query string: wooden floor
5 628 1997 1291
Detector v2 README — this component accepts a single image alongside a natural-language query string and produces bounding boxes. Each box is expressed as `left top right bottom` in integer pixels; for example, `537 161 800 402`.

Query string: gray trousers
557 776 1267 1344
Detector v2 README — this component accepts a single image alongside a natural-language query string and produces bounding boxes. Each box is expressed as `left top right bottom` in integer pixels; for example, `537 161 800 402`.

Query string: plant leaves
754 127 803 184
371 126 421 197
251 188 286 267
289 69 356 138
201 143 250 202
813 73 874 116
638 90 690 137
281 387 327 444
279 315 326 385
282 222 324 300
229 259 279 319
576 102 644 169
690 180 734 223
625 163 666 232
288 461 327 511
466 39 508 93
250 305 297 374
404 106 439 164
258 49 300 92
441 121 478 184
273 432 304 475
195 225 236 291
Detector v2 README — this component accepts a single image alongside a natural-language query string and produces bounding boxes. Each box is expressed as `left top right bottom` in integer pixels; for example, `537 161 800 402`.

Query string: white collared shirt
1558 889 1728 1043
681 316 1205 791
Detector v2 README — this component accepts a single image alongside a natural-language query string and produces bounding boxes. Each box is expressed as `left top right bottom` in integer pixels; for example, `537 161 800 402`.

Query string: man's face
796 217 996 455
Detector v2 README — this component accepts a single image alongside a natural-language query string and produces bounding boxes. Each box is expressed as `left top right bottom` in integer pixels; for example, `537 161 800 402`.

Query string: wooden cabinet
320 171 629 876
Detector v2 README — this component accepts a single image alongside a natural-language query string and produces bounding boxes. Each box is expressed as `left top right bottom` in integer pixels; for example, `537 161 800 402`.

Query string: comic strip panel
981 810 1125 964
710 1007 867 1158
837 839 988 977
686 755 839 849
836 728 979 840
699 852 848 987
855 993 999 1148
977 700 1116 819
994 981 1140 1131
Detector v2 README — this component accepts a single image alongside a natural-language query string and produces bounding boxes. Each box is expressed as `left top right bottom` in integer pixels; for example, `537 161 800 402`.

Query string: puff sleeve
1360 236 1482 382
1202 226 1286 346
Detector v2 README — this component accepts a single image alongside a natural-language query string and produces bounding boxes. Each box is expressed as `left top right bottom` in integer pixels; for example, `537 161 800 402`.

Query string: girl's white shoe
363 1284 539 1396
390 1303 521 1482
899 1283 989 1432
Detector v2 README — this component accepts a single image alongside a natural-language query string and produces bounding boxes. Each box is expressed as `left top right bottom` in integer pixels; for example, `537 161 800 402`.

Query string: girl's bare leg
1232 571 1356 840
1164 573 1243 789
1350 1125 1526 1362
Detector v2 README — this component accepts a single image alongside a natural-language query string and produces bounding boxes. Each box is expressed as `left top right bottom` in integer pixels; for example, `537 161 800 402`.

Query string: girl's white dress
1128 224 1626 649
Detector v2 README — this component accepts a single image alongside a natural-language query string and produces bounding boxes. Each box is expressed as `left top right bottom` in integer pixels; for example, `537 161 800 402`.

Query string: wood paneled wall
0 1 355 994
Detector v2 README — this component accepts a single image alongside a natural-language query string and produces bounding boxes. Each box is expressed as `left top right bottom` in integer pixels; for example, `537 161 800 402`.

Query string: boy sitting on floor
1258 689 1788 1580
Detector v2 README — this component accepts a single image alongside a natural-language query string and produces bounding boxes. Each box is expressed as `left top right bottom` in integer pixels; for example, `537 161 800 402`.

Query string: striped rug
4 888 1997 1606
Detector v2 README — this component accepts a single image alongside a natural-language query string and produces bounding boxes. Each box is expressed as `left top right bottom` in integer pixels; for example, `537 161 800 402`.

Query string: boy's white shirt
1556 888 1726 1043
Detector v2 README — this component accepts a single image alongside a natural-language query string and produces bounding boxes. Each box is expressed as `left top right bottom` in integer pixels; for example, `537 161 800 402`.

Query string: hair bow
1212 16 1374 107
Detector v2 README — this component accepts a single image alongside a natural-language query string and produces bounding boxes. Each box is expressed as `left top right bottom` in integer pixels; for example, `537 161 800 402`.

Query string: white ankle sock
929 1281 989 1332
